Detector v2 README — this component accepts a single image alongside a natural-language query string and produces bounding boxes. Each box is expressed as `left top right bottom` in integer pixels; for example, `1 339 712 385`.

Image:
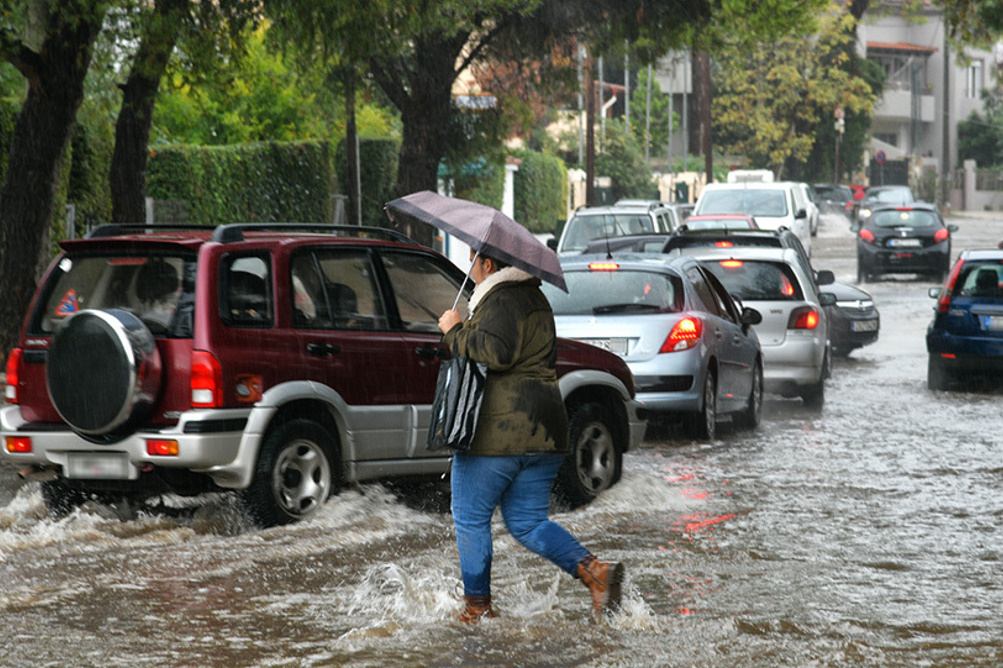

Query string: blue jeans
450 453 590 597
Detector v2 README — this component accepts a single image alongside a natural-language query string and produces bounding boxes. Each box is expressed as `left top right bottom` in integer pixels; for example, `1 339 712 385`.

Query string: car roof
671 245 796 263
959 249 1003 261
560 251 698 273
684 214 755 221
58 223 418 254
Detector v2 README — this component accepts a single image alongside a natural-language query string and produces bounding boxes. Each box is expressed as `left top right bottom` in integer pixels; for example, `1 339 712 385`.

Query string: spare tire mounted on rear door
46 309 163 442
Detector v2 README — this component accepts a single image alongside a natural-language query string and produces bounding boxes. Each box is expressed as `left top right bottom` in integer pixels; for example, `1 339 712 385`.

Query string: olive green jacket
443 267 569 456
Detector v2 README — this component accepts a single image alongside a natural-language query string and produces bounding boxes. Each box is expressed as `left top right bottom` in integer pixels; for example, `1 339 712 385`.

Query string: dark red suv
2 224 644 526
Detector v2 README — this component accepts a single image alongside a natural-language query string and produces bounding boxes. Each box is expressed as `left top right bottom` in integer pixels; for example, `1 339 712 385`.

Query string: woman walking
438 250 624 624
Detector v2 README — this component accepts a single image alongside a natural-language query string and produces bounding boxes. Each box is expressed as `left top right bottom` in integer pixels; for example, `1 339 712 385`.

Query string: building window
967 60 983 99
874 133 899 147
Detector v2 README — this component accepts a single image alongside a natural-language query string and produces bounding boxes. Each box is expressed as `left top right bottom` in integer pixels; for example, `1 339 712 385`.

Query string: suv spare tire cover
46 309 163 436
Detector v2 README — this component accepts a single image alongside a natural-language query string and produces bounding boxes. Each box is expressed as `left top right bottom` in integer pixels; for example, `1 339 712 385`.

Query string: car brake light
936 258 964 313
714 241 734 248
788 306 820 329
719 260 743 268
859 228 875 244
5 435 31 453
933 227 950 243
146 439 179 456
191 350 223 408
660 317 703 353
4 348 22 404
589 262 619 271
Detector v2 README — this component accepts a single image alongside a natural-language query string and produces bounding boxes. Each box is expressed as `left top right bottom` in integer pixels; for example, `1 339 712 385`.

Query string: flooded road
2 212 1001 666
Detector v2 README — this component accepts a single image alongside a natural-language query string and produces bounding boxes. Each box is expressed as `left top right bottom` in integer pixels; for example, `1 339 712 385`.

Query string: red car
2 224 645 526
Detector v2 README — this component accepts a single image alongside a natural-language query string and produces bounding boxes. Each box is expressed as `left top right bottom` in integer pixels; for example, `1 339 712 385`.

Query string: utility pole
586 54 596 206
834 106 845 184
624 45 630 137
645 63 652 167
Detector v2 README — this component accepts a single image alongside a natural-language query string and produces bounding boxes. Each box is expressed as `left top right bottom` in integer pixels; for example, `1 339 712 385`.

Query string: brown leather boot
576 555 624 619
457 595 497 624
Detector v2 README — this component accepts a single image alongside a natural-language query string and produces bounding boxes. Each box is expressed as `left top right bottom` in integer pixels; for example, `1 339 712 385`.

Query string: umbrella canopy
386 190 567 292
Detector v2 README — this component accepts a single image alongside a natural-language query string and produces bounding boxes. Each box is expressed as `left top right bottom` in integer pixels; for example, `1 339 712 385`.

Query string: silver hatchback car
541 254 763 440
674 246 835 411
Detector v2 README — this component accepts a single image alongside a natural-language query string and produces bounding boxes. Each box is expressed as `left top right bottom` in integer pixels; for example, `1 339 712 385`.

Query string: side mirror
741 307 762 326
818 292 837 307
546 237 558 251
795 208 807 219
928 287 942 298
948 224 959 233
815 269 835 286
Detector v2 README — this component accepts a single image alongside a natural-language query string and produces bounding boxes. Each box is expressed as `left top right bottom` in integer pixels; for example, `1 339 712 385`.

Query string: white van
693 181 812 255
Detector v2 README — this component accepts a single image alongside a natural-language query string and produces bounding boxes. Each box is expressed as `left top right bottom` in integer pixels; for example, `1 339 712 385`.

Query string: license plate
888 238 921 248
982 315 1003 331
577 338 629 355
852 319 878 332
67 453 135 480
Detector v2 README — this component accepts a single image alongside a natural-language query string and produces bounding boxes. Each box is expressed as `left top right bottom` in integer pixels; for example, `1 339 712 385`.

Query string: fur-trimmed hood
468 266 536 314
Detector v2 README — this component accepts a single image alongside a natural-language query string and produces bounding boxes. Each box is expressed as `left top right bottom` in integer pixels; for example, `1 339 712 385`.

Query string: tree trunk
585 54 596 207
372 33 467 247
698 51 713 183
0 4 108 360
110 0 186 224
344 73 361 226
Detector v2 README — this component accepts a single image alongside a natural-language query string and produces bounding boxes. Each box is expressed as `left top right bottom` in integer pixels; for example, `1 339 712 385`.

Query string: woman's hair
481 253 509 271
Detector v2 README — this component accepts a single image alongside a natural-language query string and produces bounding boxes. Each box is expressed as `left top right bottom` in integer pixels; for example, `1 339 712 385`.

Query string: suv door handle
306 342 341 357
415 345 448 359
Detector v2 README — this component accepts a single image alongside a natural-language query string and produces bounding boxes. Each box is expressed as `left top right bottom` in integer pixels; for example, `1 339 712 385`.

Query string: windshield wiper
593 303 662 315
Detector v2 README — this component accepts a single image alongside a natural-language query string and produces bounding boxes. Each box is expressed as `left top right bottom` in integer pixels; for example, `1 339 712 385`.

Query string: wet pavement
1 211 1002 666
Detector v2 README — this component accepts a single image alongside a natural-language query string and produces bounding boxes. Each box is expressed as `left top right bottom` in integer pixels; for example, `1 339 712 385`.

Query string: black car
856 203 957 282
666 226 880 357
813 183 854 220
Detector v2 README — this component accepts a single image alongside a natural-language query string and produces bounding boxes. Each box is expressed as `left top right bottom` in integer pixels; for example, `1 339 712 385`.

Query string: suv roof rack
211 223 414 244
86 223 215 239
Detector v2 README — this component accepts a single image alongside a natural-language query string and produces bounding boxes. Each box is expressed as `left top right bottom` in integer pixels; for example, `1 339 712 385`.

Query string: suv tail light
5 348 22 404
660 317 702 353
933 227 950 243
858 228 875 244
936 258 964 313
788 306 820 330
191 350 223 408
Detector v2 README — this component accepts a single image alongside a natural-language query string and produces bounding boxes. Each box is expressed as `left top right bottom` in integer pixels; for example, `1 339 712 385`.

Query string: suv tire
46 309 162 439
242 418 339 527
40 479 91 518
927 355 950 391
554 402 621 508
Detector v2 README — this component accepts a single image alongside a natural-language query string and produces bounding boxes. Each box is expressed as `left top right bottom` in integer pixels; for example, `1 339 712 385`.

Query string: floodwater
2 212 1002 667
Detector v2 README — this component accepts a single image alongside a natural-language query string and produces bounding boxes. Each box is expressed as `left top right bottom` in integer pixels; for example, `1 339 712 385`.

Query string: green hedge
335 137 400 228
148 140 333 224
512 150 567 234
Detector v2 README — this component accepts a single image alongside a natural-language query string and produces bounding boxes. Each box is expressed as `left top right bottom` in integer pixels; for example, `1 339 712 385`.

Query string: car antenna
603 215 613 260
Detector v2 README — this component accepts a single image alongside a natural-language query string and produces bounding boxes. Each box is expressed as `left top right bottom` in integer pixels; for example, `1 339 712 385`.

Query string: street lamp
834 106 845 185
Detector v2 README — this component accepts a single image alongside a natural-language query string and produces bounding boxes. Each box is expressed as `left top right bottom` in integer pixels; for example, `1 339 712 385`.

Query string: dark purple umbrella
386 190 567 292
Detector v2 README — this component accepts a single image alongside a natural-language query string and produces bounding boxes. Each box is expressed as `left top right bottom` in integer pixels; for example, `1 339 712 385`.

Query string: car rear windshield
697 189 789 217
955 260 1003 299
32 253 196 338
702 259 804 301
870 209 938 228
561 213 657 252
542 268 683 315
863 188 914 204
684 218 755 231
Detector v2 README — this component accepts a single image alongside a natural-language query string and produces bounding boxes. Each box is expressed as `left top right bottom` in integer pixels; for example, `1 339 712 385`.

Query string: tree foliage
712 3 877 179
958 90 1003 167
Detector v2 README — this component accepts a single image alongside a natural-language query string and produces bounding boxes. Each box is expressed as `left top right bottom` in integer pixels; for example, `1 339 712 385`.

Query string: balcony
873 88 935 123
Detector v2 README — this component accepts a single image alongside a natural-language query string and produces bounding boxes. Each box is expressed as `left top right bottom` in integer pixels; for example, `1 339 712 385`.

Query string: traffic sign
875 150 886 165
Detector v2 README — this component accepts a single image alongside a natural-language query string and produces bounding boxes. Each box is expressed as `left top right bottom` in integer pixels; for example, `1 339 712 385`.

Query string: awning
866 41 938 56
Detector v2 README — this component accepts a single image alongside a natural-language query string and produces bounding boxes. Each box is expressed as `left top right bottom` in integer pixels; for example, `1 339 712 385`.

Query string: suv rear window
562 213 657 252
703 259 803 301
34 254 195 337
698 189 789 217
543 268 683 315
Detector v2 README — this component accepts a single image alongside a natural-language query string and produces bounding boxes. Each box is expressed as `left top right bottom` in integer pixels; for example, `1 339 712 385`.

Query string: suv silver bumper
0 405 249 485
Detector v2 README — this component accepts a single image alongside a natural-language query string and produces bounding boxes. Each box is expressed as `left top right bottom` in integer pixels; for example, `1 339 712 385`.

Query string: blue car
541 253 763 440
926 249 1003 390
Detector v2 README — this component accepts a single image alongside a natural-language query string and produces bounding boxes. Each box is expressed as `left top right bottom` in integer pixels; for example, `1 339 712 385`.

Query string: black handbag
426 350 487 452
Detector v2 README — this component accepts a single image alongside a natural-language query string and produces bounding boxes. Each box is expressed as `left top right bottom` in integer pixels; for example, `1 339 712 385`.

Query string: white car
693 182 813 255
795 182 820 237
674 246 834 410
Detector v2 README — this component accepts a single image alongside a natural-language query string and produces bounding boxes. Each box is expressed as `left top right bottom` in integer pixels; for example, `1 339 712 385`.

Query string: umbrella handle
451 249 480 313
